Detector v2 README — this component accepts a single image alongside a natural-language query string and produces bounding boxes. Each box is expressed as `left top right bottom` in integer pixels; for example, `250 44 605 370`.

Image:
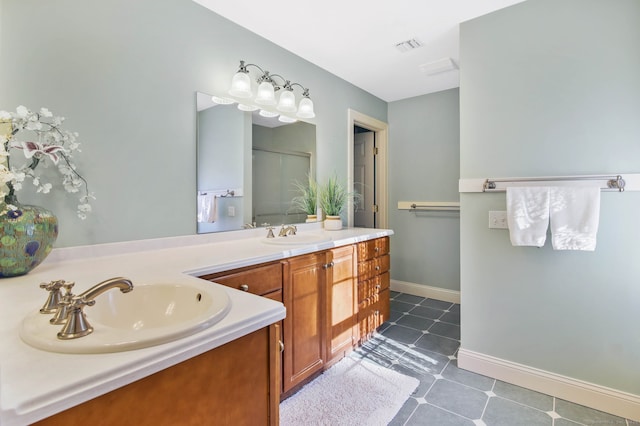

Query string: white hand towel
549 186 600 251
506 187 550 247
197 193 218 223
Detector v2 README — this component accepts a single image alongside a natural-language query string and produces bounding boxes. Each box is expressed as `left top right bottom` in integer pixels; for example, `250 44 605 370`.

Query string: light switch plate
489 211 508 229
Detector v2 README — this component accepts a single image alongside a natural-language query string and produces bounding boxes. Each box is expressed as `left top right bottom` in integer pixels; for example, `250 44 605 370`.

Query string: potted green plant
318 174 360 230
290 174 318 222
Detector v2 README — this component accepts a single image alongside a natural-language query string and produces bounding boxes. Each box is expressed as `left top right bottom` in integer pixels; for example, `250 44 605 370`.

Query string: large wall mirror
196 92 316 233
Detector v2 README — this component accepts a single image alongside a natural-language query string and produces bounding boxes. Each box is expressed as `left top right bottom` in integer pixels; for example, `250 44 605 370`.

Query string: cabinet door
326 245 357 362
282 253 326 393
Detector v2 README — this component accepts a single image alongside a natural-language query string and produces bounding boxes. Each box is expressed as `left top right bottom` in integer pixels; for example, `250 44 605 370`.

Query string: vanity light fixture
219 60 315 120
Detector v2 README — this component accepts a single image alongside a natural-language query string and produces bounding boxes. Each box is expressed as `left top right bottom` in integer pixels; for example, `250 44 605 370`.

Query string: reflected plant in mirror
290 174 318 222
195 92 316 234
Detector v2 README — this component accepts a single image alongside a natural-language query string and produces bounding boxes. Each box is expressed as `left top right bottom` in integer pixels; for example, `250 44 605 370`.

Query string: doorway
347 109 388 229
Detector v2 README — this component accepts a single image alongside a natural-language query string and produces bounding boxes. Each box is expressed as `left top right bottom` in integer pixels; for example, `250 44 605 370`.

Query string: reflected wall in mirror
196 92 316 233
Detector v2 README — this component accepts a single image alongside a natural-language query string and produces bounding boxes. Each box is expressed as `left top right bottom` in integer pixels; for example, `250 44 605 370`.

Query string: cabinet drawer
357 289 390 341
357 254 390 282
356 237 390 262
357 271 390 303
201 262 282 296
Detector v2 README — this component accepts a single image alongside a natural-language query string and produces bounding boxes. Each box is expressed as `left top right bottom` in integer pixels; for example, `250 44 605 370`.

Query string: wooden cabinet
281 252 327 394
36 324 281 426
200 261 283 302
325 245 357 364
356 237 391 342
199 236 389 398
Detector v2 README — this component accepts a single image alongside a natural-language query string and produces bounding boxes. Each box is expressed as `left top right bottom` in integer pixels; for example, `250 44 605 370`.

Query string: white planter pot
306 215 318 223
324 215 343 230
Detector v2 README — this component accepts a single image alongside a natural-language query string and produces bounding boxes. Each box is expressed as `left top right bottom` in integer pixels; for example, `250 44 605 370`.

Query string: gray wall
0 0 386 247
460 0 640 395
388 89 461 291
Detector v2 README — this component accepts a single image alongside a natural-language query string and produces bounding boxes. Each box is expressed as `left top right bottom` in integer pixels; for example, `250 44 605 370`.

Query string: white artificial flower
39 108 53 117
37 183 52 194
0 110 10 120
16 105 28 118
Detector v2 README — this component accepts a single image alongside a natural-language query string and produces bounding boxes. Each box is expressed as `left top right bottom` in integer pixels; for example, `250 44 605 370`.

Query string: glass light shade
254 81 276 105
296 97 315 118
259 109 279 118
229 72 252 98
278 115 297 123
237 103 259 111
211 95 235 105
277 90 297 112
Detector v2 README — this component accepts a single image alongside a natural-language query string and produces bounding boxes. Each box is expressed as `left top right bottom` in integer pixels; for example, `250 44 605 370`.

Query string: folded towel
506 187 550 247
197 193 218 223
549 186 600 251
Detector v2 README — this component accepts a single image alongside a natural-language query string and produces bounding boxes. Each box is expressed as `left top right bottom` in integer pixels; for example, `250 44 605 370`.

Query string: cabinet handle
239 284 249 292
375 265 380 271
322 262 335 269
279 340 284 352
374 247 379 252
375 284 381 289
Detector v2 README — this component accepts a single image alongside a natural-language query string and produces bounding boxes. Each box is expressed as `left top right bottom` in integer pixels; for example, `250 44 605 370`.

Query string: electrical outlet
227 206 235 217
489 211 508 229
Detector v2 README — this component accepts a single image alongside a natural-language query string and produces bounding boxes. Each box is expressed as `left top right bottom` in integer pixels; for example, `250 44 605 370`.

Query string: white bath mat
280 356 419 426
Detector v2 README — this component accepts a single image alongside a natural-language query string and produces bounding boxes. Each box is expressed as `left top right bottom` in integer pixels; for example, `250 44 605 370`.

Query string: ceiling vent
419 57 458 76
394 38 423 53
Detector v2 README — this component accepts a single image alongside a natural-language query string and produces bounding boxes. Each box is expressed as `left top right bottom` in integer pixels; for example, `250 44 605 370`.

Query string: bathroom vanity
0 225 392 425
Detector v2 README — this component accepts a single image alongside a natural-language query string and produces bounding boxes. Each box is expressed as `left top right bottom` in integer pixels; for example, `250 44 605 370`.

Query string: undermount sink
20 282 231 354
261 233 332 246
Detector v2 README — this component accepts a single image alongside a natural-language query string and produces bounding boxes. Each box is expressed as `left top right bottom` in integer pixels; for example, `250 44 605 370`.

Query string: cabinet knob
374 247 379 252
375 284 381 289
239 284 249 292
375 265 380 271
322 262 335 269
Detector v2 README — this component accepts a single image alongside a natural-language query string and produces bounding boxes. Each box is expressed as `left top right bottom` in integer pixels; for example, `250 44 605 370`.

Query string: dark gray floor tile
428 321 460 340
555 399 628 425
389 310 404 322
442 360 494 391
404 345 452 375
390 290 401 298
553 419 582 426
628 420 640 426
381 324 424 345
388 396 419 426
392 299 416 313
353 333 405 367
409 305 445 320
449 304 460 314
396 314 435 331
483 397 552 426
408 403 476 426
440 310 460 325
421 298 453 310
414 332 459 356
426 379 488 419
492 380 553 412
395 293 425 304
391 360 437 390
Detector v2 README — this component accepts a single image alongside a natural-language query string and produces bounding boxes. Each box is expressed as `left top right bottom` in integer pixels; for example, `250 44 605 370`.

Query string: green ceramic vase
0 196 58 278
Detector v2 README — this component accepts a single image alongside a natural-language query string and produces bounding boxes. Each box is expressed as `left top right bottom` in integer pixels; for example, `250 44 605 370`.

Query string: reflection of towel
506 187 550 247
550 186 600 251
197 193 218 223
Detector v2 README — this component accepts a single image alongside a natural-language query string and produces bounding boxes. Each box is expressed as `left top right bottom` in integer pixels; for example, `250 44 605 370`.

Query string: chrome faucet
278 225 297 237
56 277 134 340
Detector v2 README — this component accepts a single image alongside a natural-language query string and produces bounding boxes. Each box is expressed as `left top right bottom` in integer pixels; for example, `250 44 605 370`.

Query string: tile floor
351 291 638 426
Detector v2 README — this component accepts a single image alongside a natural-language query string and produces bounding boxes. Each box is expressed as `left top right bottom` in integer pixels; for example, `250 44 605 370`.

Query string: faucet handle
57 296 96 340
266 226 275 239
39 280 72 314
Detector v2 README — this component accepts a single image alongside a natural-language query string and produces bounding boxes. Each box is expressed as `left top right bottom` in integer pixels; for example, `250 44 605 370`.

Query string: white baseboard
458 348 640 422
390 279 460 304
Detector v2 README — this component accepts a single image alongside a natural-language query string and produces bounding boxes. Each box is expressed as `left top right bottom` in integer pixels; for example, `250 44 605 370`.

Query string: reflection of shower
252 147 311 226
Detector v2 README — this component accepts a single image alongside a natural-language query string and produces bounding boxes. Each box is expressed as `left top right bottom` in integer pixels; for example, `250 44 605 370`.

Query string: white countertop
0 225 393 425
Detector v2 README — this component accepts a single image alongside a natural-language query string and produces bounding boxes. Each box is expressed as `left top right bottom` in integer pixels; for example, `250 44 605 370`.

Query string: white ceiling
193 0 525 102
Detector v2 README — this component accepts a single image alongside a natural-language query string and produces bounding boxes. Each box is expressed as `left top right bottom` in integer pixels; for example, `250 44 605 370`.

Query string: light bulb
278 115 297 123
255 81 276 105
229 72 252 98
277 90 297 112
259 109 279 118
296 97 315 119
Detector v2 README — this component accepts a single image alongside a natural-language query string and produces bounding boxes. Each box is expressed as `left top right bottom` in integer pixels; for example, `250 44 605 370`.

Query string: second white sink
261 233 331 246
20 281 231 354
